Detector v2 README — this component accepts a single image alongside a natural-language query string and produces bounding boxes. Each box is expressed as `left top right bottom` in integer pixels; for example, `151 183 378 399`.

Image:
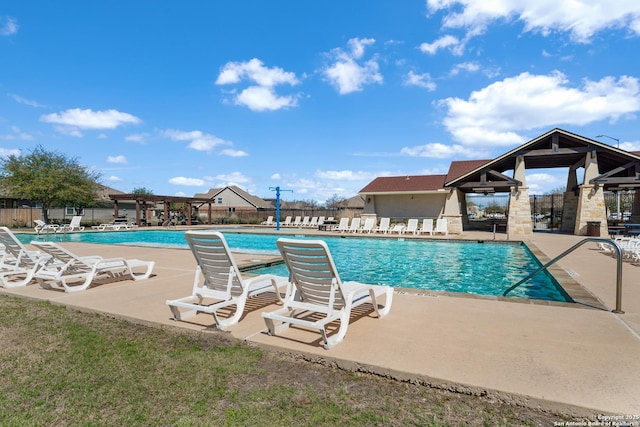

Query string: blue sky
2 1 640 203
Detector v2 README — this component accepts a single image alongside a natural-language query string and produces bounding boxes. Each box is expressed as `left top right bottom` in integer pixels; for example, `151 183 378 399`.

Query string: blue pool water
19 230 570 302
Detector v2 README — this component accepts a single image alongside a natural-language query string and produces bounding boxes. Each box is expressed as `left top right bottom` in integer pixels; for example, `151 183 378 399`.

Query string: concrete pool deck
1 226 639 417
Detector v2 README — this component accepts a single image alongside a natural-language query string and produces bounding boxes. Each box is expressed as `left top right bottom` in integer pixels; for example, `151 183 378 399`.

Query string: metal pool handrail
502 238 624 314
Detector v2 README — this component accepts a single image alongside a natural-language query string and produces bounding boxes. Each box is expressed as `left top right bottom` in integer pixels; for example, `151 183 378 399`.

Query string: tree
545 186 566 195
324 193 345 209
132 187 154 195
0 145 101 222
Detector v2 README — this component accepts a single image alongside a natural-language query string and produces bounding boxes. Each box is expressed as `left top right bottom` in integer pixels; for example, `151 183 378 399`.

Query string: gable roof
359 175 448 194
446 128 640 191
337 194 365 209
446 160 491 182
195 186 272 209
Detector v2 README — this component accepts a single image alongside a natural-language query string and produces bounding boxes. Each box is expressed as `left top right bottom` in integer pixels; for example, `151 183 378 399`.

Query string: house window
0 200 5 208
66 207 85 216
228 207 235 213
217 198 223 204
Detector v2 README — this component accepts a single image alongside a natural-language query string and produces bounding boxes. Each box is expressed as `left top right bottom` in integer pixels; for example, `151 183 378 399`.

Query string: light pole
596 134 621 220
596 134 620 148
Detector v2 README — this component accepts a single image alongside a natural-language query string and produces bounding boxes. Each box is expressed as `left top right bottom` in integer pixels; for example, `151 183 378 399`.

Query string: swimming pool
19 230 570 302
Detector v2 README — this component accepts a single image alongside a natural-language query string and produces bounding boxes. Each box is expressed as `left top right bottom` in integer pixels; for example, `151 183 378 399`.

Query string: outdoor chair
166 231 288 330
0 227 48 288
335 217 350 232
31 241 154 292
34 219 59 235
405 219 419 235
419 219 434 236
376 217 390 233
348 217 361 233
434 218 448 235
262 238 393 349
56 216 85 232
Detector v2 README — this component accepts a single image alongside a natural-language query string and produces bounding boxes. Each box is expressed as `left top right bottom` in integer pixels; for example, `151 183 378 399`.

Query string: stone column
561 168 579 233
507 186 532 239
507 155 532 239
574 151 608 236
460 194 470 229
442 188 463 234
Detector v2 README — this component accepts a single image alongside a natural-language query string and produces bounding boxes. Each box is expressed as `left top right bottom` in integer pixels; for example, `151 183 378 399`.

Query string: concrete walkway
2 227 639 416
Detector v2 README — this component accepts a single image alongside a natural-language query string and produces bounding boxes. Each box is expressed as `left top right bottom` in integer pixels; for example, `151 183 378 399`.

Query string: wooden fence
0 208 41 228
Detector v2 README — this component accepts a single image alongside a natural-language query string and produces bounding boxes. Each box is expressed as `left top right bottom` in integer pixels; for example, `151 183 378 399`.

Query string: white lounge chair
419 219 434 236
262 238 393 349
0 227 48 288
308 217 319 227
292 216 303 227
56 216 85 232
348 217 361 233
34 219 59 235
335 218 350 232
301 216 310 227
261 216 274 226
434 218 448 235
376 217 390 234
318 216 326 225
405 219 419 235
360 218 375 233
92 222 125 231
389 223 405 234
166 231 287 330
31 241 154 293
281 216 292 227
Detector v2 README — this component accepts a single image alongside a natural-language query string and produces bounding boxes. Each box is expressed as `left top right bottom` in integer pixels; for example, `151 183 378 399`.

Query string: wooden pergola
108 194 215 226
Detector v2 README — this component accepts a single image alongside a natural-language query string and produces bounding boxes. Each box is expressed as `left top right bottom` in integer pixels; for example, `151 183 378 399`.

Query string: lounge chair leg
169 305 184 321
263 315 291 336
323 312 351 349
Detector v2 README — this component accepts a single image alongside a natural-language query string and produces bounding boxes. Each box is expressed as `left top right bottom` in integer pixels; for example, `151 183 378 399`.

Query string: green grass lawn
0 295 573 426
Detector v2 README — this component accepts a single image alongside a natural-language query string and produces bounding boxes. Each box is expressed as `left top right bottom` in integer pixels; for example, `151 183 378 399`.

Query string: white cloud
106 175 123 182
219 148 248 157
168 177 205 186
426 1 640 43
234 86 298 111
216 58 299 87
215 58 300 111
0 148 21 157
9 94 44 108
323 38 383 95
450 61 480 76
314 170 376 181
419 35 463 55
0 17 18 36
526 172 565 194
107 155 127 164
270 173 281 180
41 108 141 130
125 133 149 143
619 140 640 151
162 129 230 151
439 71 640 145
404 71 437 91
347 37 375 59
0 126 34 141
54 125 84 138
209 172 252 185
400 142 488 159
